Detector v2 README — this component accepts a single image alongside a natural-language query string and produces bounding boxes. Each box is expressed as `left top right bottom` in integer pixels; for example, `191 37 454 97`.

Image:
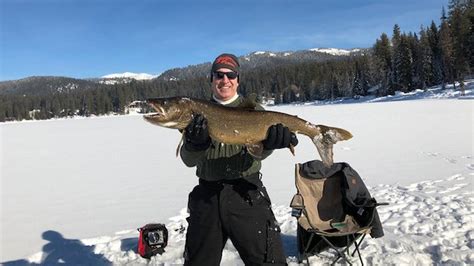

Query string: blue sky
1 0 448 81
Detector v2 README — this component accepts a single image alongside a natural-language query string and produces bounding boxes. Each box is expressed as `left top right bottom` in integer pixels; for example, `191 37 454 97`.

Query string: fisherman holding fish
143 53 352 264
180 53 296 265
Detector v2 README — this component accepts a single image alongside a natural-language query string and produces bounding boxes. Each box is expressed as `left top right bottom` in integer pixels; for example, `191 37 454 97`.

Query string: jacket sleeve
255 148 273 160
179 139 208 167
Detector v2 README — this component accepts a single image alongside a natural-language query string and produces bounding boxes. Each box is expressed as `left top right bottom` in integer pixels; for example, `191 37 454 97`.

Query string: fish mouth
143 112 162 119
143 107 168 121
143 111 169 126
144 100 166 118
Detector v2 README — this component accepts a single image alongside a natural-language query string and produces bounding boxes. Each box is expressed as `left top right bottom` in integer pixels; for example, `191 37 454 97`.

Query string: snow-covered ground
1 82 473 265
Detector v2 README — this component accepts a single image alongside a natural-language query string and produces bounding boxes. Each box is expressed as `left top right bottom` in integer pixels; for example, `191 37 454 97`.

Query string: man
180 53 298 266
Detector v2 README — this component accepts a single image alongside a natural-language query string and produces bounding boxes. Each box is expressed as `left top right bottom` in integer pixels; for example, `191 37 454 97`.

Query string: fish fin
176 131 185 157
327 126 353 141
314 137 334 168
289 144 295 156
238 94 258 110
312 125 352 167
246 143 264 159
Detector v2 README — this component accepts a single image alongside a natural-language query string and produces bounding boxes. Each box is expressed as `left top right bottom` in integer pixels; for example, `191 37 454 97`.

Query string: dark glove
262 123 298 150
184 114 211 151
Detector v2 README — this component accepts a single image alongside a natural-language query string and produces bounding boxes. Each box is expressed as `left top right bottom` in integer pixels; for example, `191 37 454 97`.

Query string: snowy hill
1 82 473 265
247 47 362 58
309 48 361 56
0 47 362 95
0 76 98 96
158 47 368 81
98 72 159 85
101 72 158 81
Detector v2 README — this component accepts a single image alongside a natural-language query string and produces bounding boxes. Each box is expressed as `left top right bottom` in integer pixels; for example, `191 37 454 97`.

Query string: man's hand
184 114 211 151
262 123 298 150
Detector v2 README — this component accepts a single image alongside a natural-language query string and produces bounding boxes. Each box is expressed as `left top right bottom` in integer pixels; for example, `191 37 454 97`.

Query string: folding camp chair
290 160 387 265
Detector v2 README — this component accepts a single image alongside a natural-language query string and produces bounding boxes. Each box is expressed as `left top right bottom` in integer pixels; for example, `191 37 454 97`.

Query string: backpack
137 223 168 259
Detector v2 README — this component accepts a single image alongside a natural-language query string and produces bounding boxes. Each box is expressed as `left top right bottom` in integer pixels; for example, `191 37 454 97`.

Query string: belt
198 172 261 187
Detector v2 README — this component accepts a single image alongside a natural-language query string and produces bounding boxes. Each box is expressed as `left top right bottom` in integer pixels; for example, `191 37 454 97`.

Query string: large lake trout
143 97 352 167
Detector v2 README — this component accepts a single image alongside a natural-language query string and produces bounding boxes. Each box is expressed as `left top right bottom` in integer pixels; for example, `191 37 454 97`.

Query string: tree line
0 0 472 122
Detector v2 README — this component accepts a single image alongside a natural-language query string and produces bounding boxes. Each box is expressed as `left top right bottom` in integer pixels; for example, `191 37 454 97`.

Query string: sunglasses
213 71 238 80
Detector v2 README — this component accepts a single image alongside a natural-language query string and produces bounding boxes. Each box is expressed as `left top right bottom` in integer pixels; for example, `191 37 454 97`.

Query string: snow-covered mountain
309 48 361 56
0 76 98 96
159 47 368 81
101 72 158 80
0 47 364 93
98 72 159 85
249 48 362 57
0 73 160 96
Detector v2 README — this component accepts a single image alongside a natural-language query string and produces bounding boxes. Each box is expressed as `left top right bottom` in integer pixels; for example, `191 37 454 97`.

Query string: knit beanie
211 53 240 73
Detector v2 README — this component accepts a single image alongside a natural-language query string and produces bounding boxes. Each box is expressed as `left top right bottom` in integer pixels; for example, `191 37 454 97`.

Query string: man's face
211 68 239 101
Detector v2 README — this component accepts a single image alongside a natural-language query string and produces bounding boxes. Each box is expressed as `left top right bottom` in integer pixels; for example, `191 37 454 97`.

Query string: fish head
143 97 192 129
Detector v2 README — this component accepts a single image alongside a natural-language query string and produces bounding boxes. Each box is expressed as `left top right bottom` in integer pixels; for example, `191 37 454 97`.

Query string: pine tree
467 0 474 74
439 9 455 88
391 24 403 92
398 34 414 92
449 0 471 83
353 61 363 97
409 32 424 90
419 26 434 88
428 21 444 85
0 98 7 121
373 33 393 94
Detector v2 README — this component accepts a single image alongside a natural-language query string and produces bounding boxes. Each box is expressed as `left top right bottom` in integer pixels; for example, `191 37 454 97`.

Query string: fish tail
311 125 352 167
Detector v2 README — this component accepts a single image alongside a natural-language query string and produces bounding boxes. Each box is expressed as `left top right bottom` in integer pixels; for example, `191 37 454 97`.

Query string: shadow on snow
2 230 112 265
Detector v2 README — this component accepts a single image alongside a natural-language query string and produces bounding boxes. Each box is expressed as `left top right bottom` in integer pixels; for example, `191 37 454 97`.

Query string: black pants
184 174 287 266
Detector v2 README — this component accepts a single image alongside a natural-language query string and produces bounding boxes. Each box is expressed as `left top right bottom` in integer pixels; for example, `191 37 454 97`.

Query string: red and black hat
211 53 240 73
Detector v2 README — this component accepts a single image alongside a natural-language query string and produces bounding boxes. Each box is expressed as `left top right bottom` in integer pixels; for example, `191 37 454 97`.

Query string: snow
309 48 360 56
252 48 360 57
101 72 158 80
251 51 276 57
1 82 473 265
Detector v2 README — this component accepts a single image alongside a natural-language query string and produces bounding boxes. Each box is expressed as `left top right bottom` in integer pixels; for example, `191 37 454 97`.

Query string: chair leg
304 233 315 254
351 234 366 266
296 249 309 265
299 231 368 265
299 231 314 265
351 234 365 256
346 235 351 256
320 235 353 266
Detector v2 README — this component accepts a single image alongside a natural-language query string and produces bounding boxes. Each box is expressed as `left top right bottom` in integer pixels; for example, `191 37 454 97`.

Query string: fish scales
189 102 314 143
143 97 352 167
